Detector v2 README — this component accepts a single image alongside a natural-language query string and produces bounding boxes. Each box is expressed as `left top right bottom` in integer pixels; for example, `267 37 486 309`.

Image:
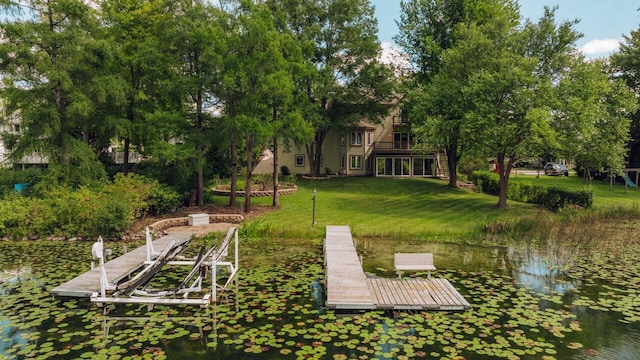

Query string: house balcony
372 141 418 155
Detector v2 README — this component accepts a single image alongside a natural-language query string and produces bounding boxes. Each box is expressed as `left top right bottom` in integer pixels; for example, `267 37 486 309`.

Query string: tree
396 0 520 188
270 0 394 177
611 29 640 168
0 0 110 186
100 0 169 175
157 0 226 206
556 58 636 181
220 0 298 212
447 7 581 208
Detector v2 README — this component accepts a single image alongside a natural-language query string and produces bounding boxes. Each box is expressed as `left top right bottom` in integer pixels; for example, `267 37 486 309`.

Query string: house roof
253 149 274 175
351 120 376 130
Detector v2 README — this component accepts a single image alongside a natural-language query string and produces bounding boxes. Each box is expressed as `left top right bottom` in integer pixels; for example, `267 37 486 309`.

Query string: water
0 238 638 359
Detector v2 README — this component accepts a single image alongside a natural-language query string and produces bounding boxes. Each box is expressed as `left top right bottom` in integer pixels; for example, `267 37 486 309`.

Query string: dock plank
50 233 192 297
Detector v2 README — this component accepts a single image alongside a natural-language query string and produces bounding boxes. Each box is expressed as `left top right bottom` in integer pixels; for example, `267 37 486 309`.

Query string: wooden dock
324 226 471 311
50 232 192 298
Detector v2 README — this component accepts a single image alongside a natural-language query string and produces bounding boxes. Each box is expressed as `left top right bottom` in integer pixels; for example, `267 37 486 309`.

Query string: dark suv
544 163 569 176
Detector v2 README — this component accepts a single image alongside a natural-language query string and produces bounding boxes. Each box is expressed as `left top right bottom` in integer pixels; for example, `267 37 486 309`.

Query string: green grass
211 177 541 240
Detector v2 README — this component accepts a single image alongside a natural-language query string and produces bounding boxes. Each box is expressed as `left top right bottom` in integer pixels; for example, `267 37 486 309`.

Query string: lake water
0 237 638 359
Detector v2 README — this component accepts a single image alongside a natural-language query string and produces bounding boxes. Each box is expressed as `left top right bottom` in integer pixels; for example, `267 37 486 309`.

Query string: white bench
394 253 436 279
188 213 209 226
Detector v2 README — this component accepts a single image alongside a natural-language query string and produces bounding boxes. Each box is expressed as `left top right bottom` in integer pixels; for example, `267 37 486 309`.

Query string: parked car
544 162 569 176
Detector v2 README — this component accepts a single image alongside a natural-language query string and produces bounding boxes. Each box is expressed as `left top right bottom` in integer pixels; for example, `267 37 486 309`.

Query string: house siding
278 103 447 178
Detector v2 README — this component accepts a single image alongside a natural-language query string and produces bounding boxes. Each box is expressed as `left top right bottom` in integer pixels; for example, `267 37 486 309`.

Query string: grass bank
211 176 541 241
210 175 640 249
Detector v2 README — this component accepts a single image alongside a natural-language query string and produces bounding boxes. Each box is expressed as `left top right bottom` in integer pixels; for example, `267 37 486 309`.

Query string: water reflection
357 239 581 296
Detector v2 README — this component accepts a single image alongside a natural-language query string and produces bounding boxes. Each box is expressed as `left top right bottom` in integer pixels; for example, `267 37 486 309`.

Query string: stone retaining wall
212 186 297 197
148 214 245 232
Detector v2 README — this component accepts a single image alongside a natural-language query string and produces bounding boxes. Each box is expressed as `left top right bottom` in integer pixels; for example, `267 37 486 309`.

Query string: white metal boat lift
89 227 239 308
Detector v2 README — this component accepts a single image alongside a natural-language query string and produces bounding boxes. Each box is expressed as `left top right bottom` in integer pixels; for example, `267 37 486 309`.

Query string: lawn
211 176 541 240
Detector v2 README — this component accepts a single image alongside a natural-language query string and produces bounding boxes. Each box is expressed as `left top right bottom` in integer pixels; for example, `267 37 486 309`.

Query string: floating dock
324 226 471 311
50 232 192 298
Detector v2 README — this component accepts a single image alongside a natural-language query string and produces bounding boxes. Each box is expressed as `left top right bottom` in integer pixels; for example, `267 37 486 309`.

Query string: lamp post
312 188 317 226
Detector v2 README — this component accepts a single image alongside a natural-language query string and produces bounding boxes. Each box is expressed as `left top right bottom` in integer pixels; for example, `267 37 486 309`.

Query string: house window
340 133 346 146
350 155 363 169
367 156 372 170
367 132 372 145
13 124 20 133
351 131 362 146
393 132 410 149
295 154 305 167
340 154 346 170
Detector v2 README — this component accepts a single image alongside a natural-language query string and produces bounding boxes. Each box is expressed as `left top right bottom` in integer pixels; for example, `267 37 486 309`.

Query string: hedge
471 171 593 210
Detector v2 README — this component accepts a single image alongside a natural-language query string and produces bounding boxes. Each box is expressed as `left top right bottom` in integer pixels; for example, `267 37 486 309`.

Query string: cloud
379 42 412 75
581 39 622 56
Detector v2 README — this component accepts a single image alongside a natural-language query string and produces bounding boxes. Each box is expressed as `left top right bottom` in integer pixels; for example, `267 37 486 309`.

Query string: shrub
471 171 593 210
471 171 500 195
281 165 290 176
0 173 181 240
0 168 42 198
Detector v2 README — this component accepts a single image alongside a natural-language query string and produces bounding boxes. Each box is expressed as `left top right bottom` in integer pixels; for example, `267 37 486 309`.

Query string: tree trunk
307 129 327 176
244 135 254 213
272 136 280 207
445 144 458 188
497 154 514 209
197 166 204 206
196 90 204 206
229 133 238 207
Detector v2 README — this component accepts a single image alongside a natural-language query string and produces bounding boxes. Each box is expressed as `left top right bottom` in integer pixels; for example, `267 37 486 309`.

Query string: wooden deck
324 226 471 311
50 232 192 297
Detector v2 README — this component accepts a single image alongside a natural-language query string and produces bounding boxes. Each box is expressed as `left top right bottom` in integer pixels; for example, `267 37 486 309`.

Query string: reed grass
208 175 640 251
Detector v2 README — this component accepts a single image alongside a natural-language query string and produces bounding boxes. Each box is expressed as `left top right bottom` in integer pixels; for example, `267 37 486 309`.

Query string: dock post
212 251 217 301
145 228 154 262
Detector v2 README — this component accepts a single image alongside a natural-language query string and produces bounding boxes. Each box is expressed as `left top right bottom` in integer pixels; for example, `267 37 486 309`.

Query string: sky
371 0 640 58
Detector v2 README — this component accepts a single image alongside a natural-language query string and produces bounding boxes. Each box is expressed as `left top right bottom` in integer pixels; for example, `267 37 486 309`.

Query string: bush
281 165 290 176
0 168 42 198
471 171 500 195
471 171 593 210
0 173 181 240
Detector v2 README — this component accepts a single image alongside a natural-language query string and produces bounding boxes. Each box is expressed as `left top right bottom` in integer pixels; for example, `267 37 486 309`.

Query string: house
0 106 49 169
279 104 449 178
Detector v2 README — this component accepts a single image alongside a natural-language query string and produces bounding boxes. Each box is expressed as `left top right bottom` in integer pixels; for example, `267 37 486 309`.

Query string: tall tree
611 29 640 168
0 0 110 186
100 0 168 175
270 0 393 177
449 6 580 208
556 58 636 180
157 0 226 206
220 0 298 212
396 0 519 187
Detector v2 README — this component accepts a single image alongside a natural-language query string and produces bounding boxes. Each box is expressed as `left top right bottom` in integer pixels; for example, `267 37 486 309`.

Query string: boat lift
90 227 239 308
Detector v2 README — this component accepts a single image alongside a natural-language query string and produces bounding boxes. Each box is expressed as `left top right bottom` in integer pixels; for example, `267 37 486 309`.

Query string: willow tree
0 0 110 186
